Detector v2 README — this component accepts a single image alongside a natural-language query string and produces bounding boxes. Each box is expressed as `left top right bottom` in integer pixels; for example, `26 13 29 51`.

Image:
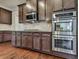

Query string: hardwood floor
0 42 65 59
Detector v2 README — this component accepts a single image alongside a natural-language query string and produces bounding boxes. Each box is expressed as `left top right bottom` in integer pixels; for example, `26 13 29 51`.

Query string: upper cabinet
38 0 45 20
53 0 76 11
46 0 54 22
53 0 63 11
26 0 37 12
18 3 26 23
18 0 76 23
0 7 12 24
63 0 75 9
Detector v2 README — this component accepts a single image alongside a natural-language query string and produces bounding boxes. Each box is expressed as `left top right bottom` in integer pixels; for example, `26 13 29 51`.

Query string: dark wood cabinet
0 32 3 42
63 0 75 9
3 32 12 41
12 32 16 46
26 35 32 48
16 32 21 47
18 5 23 23
53 0 76 11
22 35 27 48
22 33 32 49
41 33 51 52
53 0 63 11
0 8 12 24
18 3 26 23
38 0 46 20
15 32 51 52
0 31 12 43
33 33 41 50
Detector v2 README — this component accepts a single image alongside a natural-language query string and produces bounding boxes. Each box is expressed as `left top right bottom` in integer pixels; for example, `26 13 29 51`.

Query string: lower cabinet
33 33 41 50
22 35 27 48
3 32 12 41
16 32 21 47
22 33 32 49
14 32 51 52
12 32 16 46
0 32 3 42
41 33 51 52
0 31 12 43
26 35 32 48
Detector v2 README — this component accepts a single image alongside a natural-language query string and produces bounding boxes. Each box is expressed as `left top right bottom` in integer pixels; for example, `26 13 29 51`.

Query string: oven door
52 35 76 55
52 17 76 35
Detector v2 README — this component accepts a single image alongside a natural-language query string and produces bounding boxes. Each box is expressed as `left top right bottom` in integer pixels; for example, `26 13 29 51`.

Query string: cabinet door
0 8 12 24
41 36 51 52
41 33 51 52
22 35 27 48
38 0 46 20
0 33 2 42
3 32 12 41
22 33 32 49
26 35 32 49
22 4 26 22
18 5 23 23
63 0 75 9
33 33 41 50
12 32 16 46
16 32 21 47
46 0 53 22
53 0 63 11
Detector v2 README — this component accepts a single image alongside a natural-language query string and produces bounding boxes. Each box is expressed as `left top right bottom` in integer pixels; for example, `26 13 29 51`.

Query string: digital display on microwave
55 22 72 32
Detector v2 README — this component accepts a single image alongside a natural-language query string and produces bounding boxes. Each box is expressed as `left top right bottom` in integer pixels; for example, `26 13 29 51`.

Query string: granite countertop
0 30 52 32
12 30 52 32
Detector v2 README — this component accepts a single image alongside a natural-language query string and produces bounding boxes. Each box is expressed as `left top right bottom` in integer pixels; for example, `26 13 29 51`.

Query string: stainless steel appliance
26 12 37 23
52 11 76 35
52 11 77 55
52 35 76 55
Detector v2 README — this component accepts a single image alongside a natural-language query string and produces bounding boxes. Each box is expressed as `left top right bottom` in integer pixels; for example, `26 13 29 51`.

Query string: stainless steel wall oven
52 11 77 55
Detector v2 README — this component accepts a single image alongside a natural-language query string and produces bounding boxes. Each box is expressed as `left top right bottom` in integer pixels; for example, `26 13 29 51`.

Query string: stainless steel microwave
26 12 37 23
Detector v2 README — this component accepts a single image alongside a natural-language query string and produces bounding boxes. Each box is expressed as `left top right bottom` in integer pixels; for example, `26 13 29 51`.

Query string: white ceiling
0 0 26 11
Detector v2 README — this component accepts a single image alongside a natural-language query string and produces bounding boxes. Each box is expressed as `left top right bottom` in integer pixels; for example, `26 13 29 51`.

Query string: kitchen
0 0 78 59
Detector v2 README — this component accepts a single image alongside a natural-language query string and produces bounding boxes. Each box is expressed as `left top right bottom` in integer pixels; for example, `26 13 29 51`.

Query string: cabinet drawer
16 32 21 35
22 32 32 36
3 32 12 34
33 33 40 36
42 33 51 37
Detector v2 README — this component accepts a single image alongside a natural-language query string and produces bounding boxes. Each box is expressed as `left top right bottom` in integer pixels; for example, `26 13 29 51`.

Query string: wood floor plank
0 42 64 59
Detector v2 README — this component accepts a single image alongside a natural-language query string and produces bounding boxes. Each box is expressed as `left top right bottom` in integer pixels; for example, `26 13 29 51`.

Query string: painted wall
0 5 13 31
